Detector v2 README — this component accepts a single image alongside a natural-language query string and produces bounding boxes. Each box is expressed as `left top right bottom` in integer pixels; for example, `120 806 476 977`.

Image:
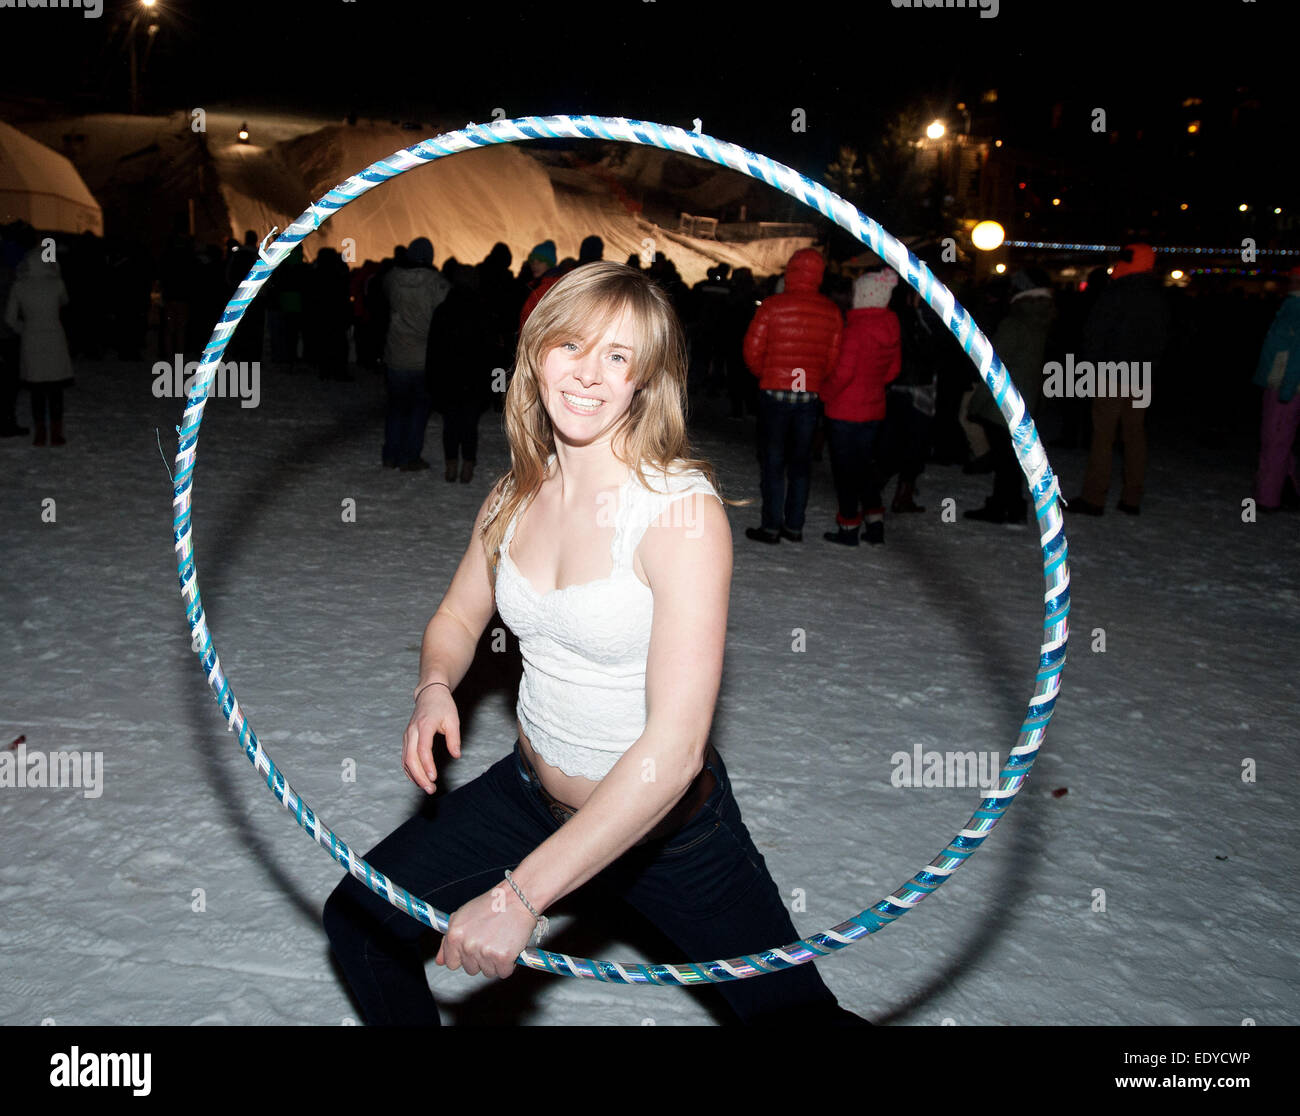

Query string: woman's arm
401 486 501 793
521 491 732 891
437 491 732 977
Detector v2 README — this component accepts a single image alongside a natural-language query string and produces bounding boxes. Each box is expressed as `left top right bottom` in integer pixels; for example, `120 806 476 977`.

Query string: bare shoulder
639 482 732 591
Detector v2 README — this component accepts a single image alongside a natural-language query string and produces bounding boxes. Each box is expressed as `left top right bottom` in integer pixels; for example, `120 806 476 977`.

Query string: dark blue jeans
441 401 481 463
756 391 822 531
383 367 430 467
322 739 860 1025
826 418 884 526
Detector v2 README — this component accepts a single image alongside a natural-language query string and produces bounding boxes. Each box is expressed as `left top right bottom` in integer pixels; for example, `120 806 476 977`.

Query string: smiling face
538 305 640 450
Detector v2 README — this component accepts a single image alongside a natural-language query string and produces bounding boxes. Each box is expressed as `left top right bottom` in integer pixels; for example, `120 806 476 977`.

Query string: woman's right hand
402 684 462 794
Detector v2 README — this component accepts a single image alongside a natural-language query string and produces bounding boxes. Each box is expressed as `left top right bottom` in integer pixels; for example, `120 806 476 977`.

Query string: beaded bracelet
503 869 549 947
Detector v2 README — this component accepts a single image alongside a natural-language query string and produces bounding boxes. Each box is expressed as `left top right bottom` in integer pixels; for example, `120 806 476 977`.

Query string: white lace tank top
493 454 723 780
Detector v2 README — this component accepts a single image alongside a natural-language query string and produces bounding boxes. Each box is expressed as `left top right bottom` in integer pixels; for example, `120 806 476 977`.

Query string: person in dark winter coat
305 246 352 380
0 221 31 436
741 248 843 543
818 268 901 545
4 244 74 446
1251 266 1300 511
267 243 309 366
1073 243 1171 514
965 268 1057 524
427 261 496 483
689 264 732 400
474 242 519 410
382 236 451 471
158 221 198 362
725 267 759 419
223 231 265 365
519 240 562 330
878 283 942 513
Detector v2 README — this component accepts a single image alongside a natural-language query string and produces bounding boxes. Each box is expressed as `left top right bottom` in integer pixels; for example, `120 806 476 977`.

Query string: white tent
0 118 103 235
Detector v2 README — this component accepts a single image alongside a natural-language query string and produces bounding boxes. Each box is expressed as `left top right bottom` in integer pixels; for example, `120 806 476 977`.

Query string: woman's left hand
435 884 538 980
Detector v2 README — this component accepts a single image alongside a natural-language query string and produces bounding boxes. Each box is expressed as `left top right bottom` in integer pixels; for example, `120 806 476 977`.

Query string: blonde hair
480 261 749 585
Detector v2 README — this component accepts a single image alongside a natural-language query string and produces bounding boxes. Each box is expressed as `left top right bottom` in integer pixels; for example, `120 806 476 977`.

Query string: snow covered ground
2 360 1297 1026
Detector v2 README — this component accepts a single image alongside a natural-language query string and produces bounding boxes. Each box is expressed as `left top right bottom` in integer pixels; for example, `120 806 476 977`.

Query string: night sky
3 0 1289 194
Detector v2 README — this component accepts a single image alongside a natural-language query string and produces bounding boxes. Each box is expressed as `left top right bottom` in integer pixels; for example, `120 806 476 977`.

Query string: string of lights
1004 240 1300 256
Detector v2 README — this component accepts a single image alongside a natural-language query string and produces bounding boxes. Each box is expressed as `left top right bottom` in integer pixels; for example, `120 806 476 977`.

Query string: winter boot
33 422 47 447
1067 496 1104 516
863 509 885 545
50 421 66 446
892 481 925 513
824 513 860 546
823 525 859 546
445 459 458 482
460 459 474 483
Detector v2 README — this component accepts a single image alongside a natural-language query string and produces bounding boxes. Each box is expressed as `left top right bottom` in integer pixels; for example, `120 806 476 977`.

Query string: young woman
323 261 864 1026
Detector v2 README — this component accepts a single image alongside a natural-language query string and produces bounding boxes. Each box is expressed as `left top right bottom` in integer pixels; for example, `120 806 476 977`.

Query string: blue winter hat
407 236 434 266
529 240 557 268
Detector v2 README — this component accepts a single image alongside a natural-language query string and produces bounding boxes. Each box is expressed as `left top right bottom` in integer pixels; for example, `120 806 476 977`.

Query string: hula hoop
172 115 1070 986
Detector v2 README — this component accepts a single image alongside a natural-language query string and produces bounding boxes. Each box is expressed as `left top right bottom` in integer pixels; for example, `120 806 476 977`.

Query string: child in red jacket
819 268 901 545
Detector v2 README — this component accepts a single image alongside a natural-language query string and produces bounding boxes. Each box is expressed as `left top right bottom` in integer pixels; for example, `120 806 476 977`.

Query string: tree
824 144 864 201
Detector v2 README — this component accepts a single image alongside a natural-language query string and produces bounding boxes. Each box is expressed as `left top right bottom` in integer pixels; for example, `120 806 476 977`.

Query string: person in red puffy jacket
819 268 901 545
742 248 843 543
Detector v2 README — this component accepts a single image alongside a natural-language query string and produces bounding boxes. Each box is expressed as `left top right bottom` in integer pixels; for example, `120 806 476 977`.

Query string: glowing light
994 139 1003 147
1004 240 1299 256
971 220 1006 251
1170 270 1185 280
1180 203 1189 211
994 263 1007 274
1186 121 1200 135
926 120 946 140
1275 207 1283 215
1051 198 1061 207
1239 203 1249 212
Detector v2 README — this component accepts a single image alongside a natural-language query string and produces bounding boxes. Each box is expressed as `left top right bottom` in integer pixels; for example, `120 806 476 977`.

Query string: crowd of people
2 218 1297 522
736 241 1300 540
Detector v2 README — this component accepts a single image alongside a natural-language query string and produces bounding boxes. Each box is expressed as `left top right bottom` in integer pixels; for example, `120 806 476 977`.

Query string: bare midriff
516 717 602 809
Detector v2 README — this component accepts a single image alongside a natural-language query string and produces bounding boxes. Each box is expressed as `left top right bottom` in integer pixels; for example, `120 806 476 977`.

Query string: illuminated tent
0 118 103 235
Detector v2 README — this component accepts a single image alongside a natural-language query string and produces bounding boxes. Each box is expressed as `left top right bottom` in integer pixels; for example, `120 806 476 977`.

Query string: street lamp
128 0 160 114
972 220 1005 251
